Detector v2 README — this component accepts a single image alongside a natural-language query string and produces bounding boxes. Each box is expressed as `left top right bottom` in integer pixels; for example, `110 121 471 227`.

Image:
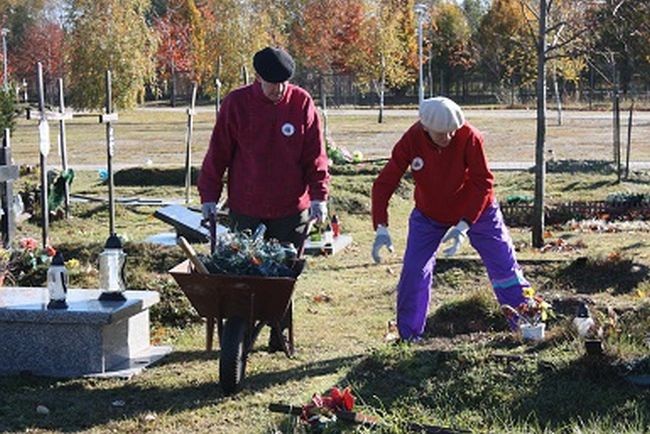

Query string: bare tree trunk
533 0 547 249
553 64 562 126
378 54 385 124
625 101 634 179
170 61 177 108
613 68 621 182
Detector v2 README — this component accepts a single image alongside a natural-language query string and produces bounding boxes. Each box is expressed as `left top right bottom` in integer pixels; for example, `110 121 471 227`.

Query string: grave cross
0 129 19 248
36 62 49 249
57 78 71 218
25 68 74 246
184 82 197 204
99 70 119 236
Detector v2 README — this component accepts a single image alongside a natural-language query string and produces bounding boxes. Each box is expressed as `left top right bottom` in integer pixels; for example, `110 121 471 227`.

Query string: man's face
421 123 457 147
258 75 287 103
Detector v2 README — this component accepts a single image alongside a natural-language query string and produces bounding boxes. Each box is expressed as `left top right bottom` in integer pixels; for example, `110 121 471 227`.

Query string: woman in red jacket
371 97 529 341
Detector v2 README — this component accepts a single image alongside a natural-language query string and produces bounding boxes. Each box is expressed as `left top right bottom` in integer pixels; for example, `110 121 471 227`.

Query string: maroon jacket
198 81 329 219
372 121 494 229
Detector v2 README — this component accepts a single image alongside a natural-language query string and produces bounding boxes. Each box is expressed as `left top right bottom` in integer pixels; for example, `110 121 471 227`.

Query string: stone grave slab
153 204 228 243
0 288 171 378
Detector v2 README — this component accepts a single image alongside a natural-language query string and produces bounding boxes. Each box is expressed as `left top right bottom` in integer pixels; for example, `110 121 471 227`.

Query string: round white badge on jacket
411 157 424 171
281 123 295 137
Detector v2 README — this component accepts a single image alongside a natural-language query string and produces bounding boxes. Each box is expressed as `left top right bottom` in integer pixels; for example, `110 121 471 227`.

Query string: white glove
309 200 328 224
441 220 470 256
372 225 394 263
201 202 218 219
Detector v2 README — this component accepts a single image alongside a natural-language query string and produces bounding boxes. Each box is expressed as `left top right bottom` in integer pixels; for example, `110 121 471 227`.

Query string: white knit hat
419 97 465 133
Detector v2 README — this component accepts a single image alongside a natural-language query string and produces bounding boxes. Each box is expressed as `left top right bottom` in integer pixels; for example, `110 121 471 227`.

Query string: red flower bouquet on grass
0 238 57 286
300 386 355 428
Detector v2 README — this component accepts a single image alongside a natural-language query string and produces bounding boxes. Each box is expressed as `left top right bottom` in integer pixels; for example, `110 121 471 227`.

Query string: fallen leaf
313 293 332 303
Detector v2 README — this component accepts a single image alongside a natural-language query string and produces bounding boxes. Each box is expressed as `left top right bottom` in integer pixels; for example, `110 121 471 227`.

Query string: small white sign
108 126 115 157
38 119 50 157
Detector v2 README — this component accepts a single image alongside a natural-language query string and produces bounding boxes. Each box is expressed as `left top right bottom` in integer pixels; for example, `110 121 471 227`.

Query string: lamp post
414 3 427 106
1 28 9 90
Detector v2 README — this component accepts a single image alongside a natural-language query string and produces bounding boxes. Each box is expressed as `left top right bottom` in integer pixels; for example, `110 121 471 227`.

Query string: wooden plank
99 112 119 123
24 108 73 121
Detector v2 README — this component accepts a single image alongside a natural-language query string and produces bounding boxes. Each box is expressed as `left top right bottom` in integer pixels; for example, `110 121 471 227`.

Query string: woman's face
258 76 287 103
422 123 457 147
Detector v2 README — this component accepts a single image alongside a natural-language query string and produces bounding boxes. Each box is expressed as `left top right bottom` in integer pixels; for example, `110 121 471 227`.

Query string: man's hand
201 202 218 220
310 200 328 224
372 225 394 263
441 220 470 256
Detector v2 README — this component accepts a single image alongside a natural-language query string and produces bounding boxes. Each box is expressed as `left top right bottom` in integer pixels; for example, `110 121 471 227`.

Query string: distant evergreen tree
0 89 17 134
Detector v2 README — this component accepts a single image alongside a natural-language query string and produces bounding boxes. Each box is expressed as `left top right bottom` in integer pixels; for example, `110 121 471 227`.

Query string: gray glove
372 225 394 263
201 202 218 219
310 200 328 224
441 220 470 256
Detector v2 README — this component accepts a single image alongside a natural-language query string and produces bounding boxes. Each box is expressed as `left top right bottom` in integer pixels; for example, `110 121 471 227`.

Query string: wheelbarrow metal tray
169 260 299 323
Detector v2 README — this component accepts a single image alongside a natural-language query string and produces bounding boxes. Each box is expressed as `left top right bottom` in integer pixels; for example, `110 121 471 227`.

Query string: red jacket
372 121 494 229
198 81 330 219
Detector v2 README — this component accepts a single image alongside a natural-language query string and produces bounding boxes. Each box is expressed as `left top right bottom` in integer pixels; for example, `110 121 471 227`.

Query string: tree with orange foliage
291 0 368 75
11 19 64 87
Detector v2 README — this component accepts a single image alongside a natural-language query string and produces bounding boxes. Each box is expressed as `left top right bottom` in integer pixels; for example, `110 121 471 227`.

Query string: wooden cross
184 82 197 204
36 62 49 249
99 70 119 236
57 78 71 218
24 70 74 242
0 129 19 248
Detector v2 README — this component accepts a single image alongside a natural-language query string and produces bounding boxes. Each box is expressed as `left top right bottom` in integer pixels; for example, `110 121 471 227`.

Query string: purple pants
396 203 529 339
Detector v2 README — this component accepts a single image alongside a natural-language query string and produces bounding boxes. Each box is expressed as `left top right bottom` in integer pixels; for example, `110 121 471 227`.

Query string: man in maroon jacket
198 46 330 350
371 97 529 341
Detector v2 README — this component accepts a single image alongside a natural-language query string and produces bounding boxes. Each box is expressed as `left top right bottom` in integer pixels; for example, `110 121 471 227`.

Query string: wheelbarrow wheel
219 316 249 395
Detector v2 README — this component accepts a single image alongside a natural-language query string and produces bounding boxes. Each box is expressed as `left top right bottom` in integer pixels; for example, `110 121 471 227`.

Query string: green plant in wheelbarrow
170 224 307 395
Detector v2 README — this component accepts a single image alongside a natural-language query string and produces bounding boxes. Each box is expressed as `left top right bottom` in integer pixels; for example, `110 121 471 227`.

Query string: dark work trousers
228 208 310 348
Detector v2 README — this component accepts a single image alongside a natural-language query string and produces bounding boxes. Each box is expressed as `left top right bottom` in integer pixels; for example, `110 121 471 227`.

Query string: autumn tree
592 0 650 95
11 19 65 91
0 0 48 86
291 0 368 75
428 2 475 96
476 0 536 103
365 0 418 89
66 0 156 109
200 0 280 96
462 0 489 33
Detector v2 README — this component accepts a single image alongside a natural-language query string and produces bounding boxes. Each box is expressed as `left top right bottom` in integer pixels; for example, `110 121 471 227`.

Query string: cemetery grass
9 107 650 167
1 163 649 434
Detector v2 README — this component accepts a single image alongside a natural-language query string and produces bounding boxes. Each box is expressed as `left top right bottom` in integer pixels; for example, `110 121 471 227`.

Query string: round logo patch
281 122 295 137
411 157 424 171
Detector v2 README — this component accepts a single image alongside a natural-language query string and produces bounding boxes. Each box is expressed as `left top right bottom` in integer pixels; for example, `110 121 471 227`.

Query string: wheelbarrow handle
177 236 209 274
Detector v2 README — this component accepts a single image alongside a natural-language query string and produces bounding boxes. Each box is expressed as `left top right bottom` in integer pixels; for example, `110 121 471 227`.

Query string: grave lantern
98 234 127 302
47 252 68 309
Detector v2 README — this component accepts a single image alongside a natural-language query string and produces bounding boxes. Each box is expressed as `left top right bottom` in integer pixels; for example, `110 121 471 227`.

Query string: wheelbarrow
169 218 310 395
